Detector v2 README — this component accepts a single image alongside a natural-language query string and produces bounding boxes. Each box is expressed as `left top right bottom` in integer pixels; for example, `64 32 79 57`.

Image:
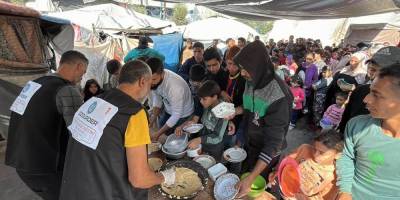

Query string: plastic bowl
163 133 188 153
161 146 187 160
240 172 267 198
187 144 202 158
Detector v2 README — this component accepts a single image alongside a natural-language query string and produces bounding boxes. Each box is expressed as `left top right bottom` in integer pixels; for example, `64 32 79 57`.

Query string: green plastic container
240 172 267 198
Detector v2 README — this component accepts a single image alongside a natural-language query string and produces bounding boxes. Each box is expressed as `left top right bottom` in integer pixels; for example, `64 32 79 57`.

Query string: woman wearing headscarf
83 79 104 102
324 51 369 111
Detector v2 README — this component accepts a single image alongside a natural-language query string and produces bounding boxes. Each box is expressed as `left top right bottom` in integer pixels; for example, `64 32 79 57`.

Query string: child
320 92 348 130
312 66 333 126
175 64 206 136
187 80 229 162
269 129 344 200
289 75 305 130
104 59 121 90
286 54 298 76
83 79 103 102
303 52 319 115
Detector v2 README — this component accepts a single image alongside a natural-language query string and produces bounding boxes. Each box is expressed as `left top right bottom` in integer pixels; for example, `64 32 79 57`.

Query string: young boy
175 64 206 136
269 129 344 200
187 80 229 162
104 59 121 90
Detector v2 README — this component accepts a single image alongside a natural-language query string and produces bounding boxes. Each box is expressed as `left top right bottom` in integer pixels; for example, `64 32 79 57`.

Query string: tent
47 3 175 35
267 12 400 46
0 2 73 139
183 17 259 43
344 23 400 46
150 33 183 72
25 0 59 13
45 3 177 86
267 18 344 46
342 12 400 46
155 0 400 20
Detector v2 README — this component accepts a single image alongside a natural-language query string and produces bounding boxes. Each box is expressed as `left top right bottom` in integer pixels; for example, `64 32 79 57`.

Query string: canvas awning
155 0 400 20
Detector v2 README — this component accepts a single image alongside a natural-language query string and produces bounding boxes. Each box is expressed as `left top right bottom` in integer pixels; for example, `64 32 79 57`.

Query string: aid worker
6 50 88 200
59 60 175 200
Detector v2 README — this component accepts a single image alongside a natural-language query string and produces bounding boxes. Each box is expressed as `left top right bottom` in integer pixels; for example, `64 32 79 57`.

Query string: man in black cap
124 36 165 63
338 46 400 133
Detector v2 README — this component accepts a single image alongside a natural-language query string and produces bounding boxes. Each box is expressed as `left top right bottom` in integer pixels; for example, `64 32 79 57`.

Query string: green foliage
9 0 26 5
131 5 146 14
172 3 188 25
238 19 274 35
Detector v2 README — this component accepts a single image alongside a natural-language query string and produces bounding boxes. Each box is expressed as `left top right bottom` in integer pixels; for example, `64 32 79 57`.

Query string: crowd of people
4 34 400 200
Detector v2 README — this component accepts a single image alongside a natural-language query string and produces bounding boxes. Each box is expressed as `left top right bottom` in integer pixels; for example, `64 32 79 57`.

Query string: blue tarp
40 15 71 25
150 33 183 72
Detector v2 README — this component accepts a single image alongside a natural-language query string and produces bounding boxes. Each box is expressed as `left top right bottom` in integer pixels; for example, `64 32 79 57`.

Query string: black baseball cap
366 46 400 68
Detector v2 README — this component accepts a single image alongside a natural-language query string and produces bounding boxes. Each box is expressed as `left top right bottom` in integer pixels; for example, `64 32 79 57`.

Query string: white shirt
152 70 194 127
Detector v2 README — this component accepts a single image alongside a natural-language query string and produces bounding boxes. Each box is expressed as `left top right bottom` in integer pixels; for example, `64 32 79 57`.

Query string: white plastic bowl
187 144 202 158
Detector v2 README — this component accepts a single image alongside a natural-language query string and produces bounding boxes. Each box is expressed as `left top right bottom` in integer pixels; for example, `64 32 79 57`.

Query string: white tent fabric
45 4 175 87
267 18 343 46
25 0 58 13
155 0 400 20
344 23 400 46
267 12 400 46
183 17 259 42
47 3 175 35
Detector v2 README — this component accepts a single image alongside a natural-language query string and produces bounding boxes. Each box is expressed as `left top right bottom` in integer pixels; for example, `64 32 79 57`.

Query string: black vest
60 89 147 200
5 75 71 173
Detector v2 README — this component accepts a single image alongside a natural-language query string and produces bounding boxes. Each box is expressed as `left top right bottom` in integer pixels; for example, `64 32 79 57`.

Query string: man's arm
155 86 189 137
126 145 163 188
56 85 83 126
149 91 163 127
258 98 290 166
125 109 165 188
336 121 356 197
237 98 290 198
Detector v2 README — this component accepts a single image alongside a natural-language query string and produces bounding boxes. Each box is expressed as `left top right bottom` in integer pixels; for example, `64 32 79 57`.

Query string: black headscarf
83 79 103 102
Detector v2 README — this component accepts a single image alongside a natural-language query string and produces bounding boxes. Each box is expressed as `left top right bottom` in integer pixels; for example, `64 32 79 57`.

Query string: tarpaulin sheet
183 17 259 42
155 0 400 20
75 37 124 88
150 33 183 72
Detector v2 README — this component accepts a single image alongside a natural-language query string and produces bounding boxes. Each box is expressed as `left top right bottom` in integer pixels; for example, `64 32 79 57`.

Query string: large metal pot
158 160 209 200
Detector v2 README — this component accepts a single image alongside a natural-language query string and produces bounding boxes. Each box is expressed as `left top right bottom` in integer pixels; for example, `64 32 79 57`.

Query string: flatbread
161 167 203 197
148 158 163 171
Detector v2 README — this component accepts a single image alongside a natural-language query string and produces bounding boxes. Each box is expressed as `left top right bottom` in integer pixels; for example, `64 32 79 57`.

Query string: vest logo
87 101 97 114
22 83 31 93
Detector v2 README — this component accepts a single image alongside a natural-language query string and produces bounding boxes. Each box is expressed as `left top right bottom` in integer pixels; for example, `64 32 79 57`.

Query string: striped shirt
323 104 344 126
